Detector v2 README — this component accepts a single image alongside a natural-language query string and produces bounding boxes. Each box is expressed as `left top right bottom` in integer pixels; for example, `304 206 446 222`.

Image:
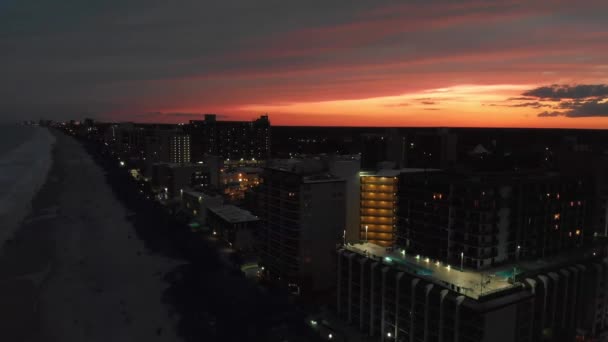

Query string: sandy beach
0 131 181 342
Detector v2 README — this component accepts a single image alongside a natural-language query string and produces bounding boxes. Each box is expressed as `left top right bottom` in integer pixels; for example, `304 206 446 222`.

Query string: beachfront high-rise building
337 242 608 342
338 169 605 341
252 159 346 293
145 129 190 164
397 171 592 270
359 169 440 247
360 171 399 247
187 114 271 162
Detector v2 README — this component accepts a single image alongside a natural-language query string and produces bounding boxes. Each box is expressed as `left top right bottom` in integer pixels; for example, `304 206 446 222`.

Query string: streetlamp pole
343 229 346 246
460 251 464 271
365 225 369 243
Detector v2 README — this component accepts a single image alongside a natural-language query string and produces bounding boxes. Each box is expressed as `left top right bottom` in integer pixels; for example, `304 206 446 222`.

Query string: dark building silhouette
397 171 592 270
251 160 346 293
187 114 271 162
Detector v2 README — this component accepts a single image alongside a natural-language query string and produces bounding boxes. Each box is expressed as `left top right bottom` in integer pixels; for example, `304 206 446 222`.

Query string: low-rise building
208 205 259 251
181 189 223 225
151 163 210 199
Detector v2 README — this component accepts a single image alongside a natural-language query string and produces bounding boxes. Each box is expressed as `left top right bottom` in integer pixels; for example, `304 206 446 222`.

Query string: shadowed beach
0 131 180 342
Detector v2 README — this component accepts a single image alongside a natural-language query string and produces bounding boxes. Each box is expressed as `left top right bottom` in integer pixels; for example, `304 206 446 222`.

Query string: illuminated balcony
361 184 396 193
360 176 397 185
361 193 395 201
361 216 395 225
360 200 393 209
360 208 393 217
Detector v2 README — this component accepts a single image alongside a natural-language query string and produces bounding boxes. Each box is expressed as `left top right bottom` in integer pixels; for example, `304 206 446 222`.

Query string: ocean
0 124 55 250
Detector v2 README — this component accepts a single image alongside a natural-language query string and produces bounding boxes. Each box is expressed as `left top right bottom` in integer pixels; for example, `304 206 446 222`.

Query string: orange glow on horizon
159 83 608 128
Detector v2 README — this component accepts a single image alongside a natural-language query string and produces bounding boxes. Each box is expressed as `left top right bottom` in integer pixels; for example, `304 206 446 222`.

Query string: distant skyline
2 0 608 128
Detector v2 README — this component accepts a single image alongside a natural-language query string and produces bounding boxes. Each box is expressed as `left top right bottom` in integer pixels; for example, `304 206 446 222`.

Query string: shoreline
1 129 314 342
0 126 55 255
0 129 60 341
0 130 182 341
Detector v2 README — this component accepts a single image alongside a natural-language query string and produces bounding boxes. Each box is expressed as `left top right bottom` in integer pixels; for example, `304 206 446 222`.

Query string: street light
460 252 464 271
343 229 346 245
517 245 521 261
365 225 368 242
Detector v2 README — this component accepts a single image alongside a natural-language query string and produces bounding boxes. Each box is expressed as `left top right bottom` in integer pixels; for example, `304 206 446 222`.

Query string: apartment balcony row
360 200 394 209
361 184 396 193
360 208 395 217
360 177 398 185
360 216 395 225
361 193 396 201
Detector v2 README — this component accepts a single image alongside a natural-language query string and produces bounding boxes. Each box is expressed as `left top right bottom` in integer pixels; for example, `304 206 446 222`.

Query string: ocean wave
0 127 56 251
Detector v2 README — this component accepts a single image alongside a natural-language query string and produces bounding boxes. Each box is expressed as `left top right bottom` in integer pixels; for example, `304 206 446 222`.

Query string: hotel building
253 160 346 292
337 242 608 341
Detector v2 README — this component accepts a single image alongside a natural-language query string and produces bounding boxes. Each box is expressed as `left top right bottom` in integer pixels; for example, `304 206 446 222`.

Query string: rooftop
182 189 222 199
344 242 604 301
344 242 518 300
209 205 259 224
303 173 343 183
360 168 442 177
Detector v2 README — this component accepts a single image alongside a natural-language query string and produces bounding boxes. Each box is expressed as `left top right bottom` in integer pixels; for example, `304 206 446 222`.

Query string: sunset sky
2 0 608 127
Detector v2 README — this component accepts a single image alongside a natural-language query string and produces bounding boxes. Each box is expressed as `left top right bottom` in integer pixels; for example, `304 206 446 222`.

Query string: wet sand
0 131 180 342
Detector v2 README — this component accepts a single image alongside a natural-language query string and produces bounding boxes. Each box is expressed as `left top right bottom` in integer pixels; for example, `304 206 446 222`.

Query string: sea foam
0 127 55 251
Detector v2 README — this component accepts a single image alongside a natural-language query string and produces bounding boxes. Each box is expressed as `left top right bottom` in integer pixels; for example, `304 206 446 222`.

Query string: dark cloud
507 101 551 108
424 108 441 111
507 96 537 101
537 111 563 117
421 101 436 105
567 100 608 117
383 102 410 107
523 84 608 118
523 84 608 100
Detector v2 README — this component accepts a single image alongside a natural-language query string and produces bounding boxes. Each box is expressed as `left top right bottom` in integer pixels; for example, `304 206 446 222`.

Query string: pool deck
345 243 518 299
